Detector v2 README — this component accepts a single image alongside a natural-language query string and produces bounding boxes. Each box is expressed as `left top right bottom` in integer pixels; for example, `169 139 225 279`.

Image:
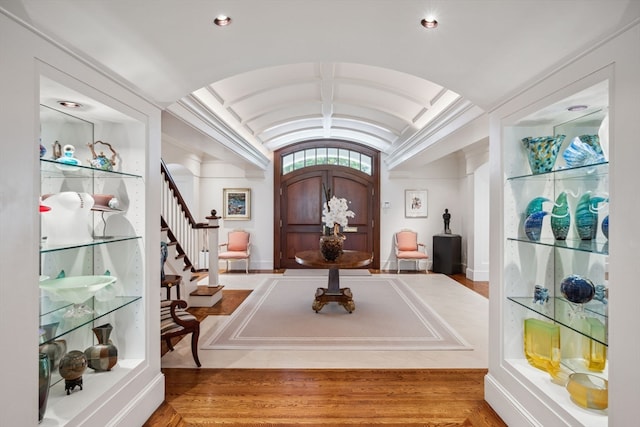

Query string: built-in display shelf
507 237 608 255
508 296 608 345
40 296 141 341
40 158 142 179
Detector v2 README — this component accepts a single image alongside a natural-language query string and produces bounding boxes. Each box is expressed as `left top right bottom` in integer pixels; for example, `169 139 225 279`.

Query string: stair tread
190 285 224 296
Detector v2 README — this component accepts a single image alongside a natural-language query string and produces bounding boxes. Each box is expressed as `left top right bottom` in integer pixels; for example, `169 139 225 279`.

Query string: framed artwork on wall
223 188 251 220
405 189 428 218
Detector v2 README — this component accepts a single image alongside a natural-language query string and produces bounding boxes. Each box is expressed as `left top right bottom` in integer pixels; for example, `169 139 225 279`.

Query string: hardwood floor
146 272 502 426
145 369 505 426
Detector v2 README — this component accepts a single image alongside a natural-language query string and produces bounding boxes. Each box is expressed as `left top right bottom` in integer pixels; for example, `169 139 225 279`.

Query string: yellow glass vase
582 317 607 372
524 318 561 376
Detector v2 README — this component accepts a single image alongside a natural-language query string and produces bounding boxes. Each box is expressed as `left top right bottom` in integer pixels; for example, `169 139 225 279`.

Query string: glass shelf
39 296 141 342
507 161 608 181
40 235 142 253
508 296 608 346
40 158 142 179
507 236 609 255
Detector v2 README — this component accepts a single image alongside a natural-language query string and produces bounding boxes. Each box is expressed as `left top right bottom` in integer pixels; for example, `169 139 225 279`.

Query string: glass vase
85 323 118 372
38 353 51 423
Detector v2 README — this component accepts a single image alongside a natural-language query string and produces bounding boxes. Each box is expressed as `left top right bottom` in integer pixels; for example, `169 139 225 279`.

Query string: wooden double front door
274 141 380 270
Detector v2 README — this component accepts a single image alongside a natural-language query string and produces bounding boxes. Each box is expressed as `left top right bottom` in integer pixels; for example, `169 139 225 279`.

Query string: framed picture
405 189 428 218
223 188 251 220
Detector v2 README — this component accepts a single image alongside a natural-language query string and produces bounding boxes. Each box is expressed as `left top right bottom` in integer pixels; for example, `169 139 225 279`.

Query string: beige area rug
201 276 471 351
283 269 371 276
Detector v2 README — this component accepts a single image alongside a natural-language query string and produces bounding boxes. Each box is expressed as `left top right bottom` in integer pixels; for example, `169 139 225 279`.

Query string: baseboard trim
484 373 541 427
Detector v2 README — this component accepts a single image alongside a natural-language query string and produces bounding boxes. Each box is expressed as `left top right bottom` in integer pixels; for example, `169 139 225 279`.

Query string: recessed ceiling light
567 105 588 112
214 15 232 26
421 18 438 29
57 100 82 108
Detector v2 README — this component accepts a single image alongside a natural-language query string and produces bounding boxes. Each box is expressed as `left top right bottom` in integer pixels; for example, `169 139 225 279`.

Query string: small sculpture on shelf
52 141 81 166
88 140 117 171
58 350 87 395
533 285 549 305
443 209 451 234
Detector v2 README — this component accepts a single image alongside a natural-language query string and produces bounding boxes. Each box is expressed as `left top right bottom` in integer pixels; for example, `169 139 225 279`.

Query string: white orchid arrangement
322 195 355 229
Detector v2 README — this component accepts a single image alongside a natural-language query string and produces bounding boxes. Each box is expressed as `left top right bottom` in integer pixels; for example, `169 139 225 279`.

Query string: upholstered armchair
394 230 429 273
218 230 251 273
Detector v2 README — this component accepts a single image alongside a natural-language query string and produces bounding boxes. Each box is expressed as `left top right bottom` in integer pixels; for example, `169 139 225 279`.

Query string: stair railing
161 159 211 274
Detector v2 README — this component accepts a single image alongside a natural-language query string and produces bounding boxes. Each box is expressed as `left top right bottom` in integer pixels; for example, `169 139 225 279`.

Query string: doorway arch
274 140 380 269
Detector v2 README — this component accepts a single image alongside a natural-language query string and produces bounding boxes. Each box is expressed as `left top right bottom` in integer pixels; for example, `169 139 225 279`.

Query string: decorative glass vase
39 322 67 370
551 191 570 240
524 211 548 241
560 274 595 304
521 135 566 174
320 224 344 261
85 323 118 372
38 353 51 423
524 318 561 376
582 317 606 372
575 192 607 240
566 373 608 410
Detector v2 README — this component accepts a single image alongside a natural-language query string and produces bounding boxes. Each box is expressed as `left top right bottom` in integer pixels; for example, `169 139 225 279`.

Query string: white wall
381 154 466 271
463 144 490 281
198 160 275 271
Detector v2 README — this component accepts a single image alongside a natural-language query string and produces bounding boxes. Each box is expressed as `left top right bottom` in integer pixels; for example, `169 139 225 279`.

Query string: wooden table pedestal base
312 286 354 313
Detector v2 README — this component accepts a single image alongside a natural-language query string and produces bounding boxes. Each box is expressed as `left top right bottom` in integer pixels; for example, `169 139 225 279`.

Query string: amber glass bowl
566 373 608 410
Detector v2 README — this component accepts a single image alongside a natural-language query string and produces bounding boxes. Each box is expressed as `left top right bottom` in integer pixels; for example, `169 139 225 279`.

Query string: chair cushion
227 232 249 251
397 250 429 259
397 231 418 251
219 251 249 259
160 302 197 336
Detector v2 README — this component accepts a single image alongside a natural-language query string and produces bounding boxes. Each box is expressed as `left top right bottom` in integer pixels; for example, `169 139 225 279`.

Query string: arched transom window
282 147 372 175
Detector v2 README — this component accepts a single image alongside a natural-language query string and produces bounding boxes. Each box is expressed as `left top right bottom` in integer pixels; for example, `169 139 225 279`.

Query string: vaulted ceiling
5 0 639 170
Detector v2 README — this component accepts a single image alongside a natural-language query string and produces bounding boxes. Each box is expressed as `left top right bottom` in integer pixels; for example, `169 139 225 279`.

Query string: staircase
161 160 223 306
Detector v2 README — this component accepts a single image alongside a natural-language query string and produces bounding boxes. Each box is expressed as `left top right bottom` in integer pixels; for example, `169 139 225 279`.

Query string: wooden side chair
394 230 429 273
218 230 251 273
160 300 201 367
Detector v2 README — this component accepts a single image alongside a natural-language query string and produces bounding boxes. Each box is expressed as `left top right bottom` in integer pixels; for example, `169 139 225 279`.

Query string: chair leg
190 328 201 367
165 336 174 351
245 258 249 274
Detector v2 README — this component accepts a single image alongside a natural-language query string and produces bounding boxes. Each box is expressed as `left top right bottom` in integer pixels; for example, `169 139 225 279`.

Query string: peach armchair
218 230 251 273
394 230 429 273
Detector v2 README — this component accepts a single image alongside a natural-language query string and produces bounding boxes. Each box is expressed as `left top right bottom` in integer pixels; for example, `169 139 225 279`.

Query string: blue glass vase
560 274 595 304
602 215 609 239
522 135 565 174
551 192 570 240
575 192 607 240
524 211 548 241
